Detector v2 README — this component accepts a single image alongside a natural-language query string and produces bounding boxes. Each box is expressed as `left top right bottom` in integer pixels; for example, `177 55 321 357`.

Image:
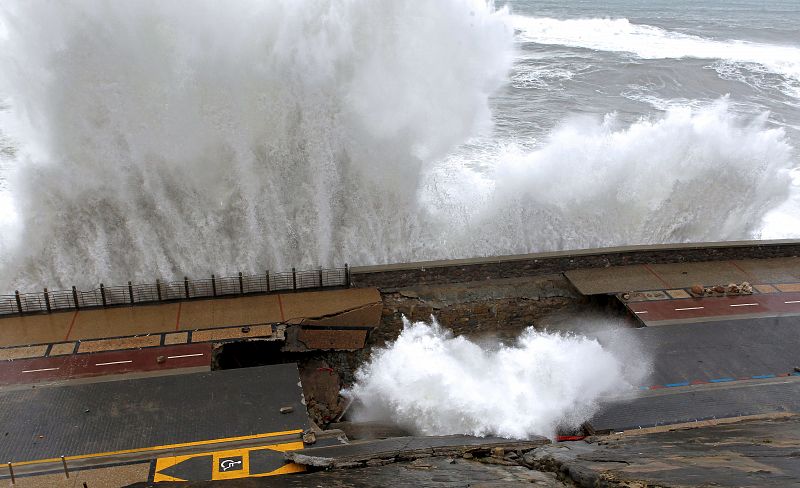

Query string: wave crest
425 99 794 254
512 16 800 85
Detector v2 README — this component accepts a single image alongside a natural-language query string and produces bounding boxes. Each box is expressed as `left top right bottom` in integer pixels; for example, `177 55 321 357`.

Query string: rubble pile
690 281 754 296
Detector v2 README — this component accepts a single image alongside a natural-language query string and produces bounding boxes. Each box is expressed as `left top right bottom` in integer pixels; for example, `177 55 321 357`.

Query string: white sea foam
423 99 794 254
709 60 800 102
512 16 800 87
511 65 576 89
0 0 513 289
619 86 753 113
343 317 645 439
761 168 800 239
0 3 795 291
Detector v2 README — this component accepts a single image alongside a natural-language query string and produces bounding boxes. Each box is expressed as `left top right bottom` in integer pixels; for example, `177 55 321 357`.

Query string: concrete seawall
351 239 800 289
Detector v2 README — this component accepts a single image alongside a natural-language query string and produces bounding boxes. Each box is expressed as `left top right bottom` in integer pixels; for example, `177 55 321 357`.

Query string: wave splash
0 3 795 291
343 317 645 439
426 99 794 255
0 0 513 289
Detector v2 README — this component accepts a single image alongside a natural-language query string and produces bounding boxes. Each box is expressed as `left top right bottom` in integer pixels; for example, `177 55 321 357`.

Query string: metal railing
0 265 350 317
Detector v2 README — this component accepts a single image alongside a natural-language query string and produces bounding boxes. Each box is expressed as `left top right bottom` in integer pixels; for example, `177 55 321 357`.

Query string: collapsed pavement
127 415 800 487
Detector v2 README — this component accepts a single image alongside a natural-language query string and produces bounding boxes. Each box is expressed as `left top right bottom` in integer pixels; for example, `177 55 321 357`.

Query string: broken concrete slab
299 301 383 328
327 420 413 440
282 325 370 352
285 435 549 469
127 456 566 487
526 415 800 487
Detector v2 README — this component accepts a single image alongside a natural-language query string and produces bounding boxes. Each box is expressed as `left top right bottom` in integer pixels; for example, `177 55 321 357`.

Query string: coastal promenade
0 239 799 486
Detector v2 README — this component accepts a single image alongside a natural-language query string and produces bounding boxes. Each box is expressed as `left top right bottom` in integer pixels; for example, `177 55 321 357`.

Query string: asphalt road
0 364 308 463
590 315 800 431
591 377 800 431
596 315 800 387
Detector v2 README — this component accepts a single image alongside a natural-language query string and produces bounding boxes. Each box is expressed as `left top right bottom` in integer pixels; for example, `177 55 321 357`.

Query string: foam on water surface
344 317 647 439
512 16 800 87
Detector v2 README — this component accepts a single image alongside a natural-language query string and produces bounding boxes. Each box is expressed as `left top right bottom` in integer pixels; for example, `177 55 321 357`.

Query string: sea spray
0 0 513 289
0 3 795 291
343 317 645 439
424 99 794 254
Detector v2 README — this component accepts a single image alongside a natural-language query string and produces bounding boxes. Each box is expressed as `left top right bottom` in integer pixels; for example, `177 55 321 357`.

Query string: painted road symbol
219 456 243 472
153 440 305 482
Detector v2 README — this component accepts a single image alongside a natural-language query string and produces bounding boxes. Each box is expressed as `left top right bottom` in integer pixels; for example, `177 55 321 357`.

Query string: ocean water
0 0 798 289
438 0 800 241
500 0 800 138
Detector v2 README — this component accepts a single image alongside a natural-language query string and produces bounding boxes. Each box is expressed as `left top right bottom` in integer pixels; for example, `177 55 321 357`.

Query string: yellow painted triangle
250 462 306 478
153 440 305 482
153 453 198 482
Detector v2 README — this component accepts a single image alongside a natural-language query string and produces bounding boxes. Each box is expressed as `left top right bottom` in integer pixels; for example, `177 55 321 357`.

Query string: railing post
72 286 80 309
238 272 244 295
100 283 107 307
156 280 162 301
14 291 22 315
345 263 350 288
211 275 217 297
318 267 324 288
292 268 297 291
61 455 69 479
8 462 14 485
184 277 190 299
43 288 51 313
266 270 270 293
128 281 134 305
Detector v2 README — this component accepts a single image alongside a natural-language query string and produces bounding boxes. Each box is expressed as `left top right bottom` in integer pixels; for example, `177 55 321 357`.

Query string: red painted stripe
64 310 79 341
277 294 285 321
556 435 586 442
0 343 212 386
649 385 665 390
632 291 800 323
175 302 182 331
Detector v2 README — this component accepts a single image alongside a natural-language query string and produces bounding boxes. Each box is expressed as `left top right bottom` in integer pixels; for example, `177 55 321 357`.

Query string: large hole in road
212 339 366 429
212 340 302 369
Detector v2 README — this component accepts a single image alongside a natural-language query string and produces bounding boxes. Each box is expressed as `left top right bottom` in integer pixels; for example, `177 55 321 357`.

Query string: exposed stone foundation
295 274 629 428
371 274 586 347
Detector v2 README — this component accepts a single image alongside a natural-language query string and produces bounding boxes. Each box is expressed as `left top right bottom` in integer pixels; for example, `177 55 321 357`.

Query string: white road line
21 367 60 373
166 353 205 360
785 300 800 304
95 360 133 367
674 306 704 311
634 311 648 314
730 303 758 307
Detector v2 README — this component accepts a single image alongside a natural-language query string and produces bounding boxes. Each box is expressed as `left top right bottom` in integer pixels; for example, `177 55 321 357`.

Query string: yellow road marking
12 429 303 467
250 462 306 477
153 441 305 482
